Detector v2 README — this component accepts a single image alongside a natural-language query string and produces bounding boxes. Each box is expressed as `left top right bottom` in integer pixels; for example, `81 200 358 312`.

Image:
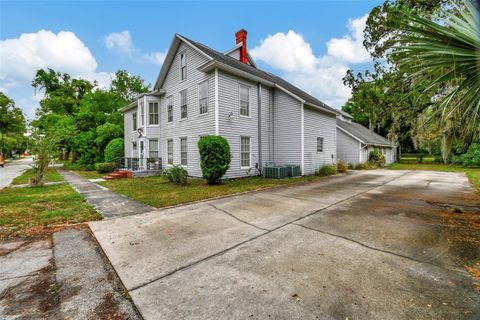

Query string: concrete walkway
90 170 480 319
58 169 154 218
0 157 33 189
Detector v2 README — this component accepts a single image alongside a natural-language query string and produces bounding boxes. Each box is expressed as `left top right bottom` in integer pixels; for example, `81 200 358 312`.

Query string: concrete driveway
90 170 480 319
0 157 33 189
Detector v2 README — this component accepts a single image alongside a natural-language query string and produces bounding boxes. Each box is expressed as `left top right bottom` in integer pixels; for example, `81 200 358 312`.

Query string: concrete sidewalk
90 170 480 319
58 169 155 218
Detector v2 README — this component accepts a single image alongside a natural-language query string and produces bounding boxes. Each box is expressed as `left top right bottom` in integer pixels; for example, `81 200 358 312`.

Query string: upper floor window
239 84 250 117
140 102 145 126
317 137 324 153
132 112 137 131
180 51 187 81
167 96 173 123
199 81 208 114
180 90 188 119
149 102 159 125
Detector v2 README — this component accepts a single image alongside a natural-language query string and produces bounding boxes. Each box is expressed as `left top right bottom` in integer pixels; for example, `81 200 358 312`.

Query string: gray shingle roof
337 119 394 147
180 35 338 114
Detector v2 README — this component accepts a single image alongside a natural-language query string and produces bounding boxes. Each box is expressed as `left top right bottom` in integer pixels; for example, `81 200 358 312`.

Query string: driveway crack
292 223 468 276
206 202 269 231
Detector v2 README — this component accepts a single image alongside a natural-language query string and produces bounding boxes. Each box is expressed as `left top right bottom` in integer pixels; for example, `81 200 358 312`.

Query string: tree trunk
441 134 451 164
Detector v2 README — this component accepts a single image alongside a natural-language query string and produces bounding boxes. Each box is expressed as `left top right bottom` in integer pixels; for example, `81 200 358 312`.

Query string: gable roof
154 34 339 115
337 109 353 119
337 119 395 147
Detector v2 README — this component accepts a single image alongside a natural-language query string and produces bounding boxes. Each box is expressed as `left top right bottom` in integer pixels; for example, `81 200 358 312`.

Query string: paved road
0 157 33 189
90 170 480 319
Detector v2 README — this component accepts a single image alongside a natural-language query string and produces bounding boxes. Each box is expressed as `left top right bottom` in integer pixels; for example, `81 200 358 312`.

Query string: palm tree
392 0 479 142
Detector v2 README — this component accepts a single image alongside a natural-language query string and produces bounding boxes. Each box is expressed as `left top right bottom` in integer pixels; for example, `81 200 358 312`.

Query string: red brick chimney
235 29 248 64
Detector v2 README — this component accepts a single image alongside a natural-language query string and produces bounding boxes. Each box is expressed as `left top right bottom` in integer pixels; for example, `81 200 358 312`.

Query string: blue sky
0 0 381 119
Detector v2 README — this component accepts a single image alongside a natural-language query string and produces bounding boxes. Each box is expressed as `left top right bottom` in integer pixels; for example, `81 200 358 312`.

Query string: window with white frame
180 51 187 81
140 101 145 126
149 139 158 158
239 85 250 116
167 139 173 165
167 96 173 122
149 102 159 125
180 137 187 165
240 136 250 168
317 137 324 152
132 142 137 156
199 81 208 114
180 90 187 119
132 112 137 131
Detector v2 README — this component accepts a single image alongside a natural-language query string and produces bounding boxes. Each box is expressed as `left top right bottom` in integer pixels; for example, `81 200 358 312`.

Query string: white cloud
0 29 112 87
250 15 371 108
105 30 166 65
327 15 370 64
105 30 134 56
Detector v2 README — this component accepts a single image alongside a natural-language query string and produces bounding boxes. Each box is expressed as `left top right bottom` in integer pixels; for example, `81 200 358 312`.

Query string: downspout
257 83 262 174
300 102 304 175
272 88 275 163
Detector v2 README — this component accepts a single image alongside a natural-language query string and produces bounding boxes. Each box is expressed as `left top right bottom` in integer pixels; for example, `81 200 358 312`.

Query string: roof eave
304 102 338 116
198 61 274 87
118 90 165 112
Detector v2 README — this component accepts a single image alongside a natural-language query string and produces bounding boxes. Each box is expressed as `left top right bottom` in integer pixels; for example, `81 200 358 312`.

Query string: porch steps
102 170 133 180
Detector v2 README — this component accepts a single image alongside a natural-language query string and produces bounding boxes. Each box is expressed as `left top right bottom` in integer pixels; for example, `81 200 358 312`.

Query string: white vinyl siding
336 128 361 165
167 139 173 165
304 106 336 175
148 102 159 125
199 81 208 114
132 112 137 131
317 137 324 153
180 137 187 165
149 139 158 158
180 51 187 81
240 136 250 168
180 89 187 119
239 84 250 117
167 96 173 122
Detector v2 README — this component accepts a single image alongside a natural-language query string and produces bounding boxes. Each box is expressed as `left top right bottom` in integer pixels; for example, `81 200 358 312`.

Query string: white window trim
148 102 160 127
148 139 159 158
180 137 188 166
166 139 174 166
317 137 324 153
166 96 174 124
132 112 138 132
240 136 251 169
180 90 188 120
238 83 251 118
198 80 209 116
179 50 187 82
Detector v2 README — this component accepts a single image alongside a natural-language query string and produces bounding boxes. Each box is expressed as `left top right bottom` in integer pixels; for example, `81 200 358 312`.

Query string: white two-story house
120 30 339 178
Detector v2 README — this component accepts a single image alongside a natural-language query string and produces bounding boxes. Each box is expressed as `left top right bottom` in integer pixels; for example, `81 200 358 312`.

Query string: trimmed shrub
316 164 338 176
461 143 480 167
369 150 386 167
336 161 348 173
105 138 124 162
64 161 94 171
198 136 232 185
95 162 116 174
162 165 188 185
354 161 377 170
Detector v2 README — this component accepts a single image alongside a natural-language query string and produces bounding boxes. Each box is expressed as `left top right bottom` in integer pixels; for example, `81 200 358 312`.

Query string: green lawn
0 184 101 239
388 163 480 194
11 167 64 185
100 175 318 208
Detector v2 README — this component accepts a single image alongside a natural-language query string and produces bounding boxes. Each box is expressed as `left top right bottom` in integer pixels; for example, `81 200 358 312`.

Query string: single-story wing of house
336 111 396 166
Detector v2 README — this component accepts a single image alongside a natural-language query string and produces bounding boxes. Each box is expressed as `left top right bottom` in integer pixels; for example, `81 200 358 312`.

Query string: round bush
95 162 116 173
316 164 338 176
369 149 386 167
104 138 124 162
336 161 349 173
198 136 231 185
162 165 188 185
